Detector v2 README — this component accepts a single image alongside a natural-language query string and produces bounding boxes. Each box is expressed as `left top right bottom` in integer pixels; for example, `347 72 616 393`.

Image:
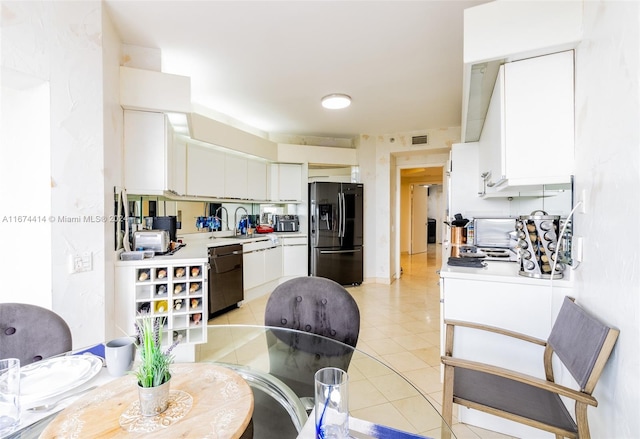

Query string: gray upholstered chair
265 276 360 347
264 276 360 390
0 303 72 365
441 296 619 439
256 276 360 438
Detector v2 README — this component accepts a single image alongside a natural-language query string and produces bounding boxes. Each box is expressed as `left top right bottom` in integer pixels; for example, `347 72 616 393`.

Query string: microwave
473 217 516 248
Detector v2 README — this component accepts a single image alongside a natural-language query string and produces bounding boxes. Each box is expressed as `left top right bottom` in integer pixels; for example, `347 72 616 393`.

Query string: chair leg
575 402 590 439
441 365 455 439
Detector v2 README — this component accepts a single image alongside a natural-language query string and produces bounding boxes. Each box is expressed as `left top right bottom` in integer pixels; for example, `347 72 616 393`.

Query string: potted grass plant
134 314 178 416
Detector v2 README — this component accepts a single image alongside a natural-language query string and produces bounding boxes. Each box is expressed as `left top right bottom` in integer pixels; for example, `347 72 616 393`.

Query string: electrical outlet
573 236 584 263
579 189 588 214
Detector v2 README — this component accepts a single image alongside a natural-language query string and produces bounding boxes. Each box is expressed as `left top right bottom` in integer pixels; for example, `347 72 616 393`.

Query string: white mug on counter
105 336 136 377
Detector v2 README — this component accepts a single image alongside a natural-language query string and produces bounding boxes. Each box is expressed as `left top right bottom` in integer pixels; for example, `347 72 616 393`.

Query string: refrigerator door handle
340 192 346 238
320 249 362 254
337 193 343 238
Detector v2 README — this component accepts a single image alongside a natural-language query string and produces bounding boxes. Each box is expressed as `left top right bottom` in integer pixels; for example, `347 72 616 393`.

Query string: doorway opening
397 165 445 278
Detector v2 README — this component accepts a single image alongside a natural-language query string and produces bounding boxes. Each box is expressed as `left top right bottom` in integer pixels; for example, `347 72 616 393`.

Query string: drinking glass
0 358 20 435
314 367 349 439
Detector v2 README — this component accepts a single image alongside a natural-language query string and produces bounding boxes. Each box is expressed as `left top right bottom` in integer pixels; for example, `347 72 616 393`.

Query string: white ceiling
104 0 489 140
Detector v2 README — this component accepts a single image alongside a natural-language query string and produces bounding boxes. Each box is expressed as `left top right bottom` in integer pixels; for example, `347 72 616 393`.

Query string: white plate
20 355 103 405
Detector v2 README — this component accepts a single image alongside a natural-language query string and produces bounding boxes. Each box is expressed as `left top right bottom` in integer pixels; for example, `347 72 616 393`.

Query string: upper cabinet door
171 139 187 196
504 50 574 185
123 110 169 195
247 160 268 201
478 50 574 194
271 163 303 202
224 154 248 199
478 65 506 193
186 144 225 197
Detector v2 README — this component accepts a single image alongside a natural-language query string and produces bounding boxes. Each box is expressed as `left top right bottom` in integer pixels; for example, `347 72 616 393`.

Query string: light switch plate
70 252 92 273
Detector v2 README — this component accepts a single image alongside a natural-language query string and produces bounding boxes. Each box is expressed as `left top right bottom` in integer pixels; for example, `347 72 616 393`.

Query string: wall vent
411 135 428 145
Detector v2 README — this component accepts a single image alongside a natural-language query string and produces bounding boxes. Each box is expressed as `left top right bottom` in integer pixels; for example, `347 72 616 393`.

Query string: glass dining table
7 325 455 439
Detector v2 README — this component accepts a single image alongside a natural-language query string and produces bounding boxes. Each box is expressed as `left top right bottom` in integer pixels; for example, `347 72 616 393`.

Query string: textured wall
573 1 640 437
359 128 459 283
1 1 122 347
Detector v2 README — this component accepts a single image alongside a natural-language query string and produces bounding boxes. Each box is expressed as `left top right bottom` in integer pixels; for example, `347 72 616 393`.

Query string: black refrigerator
309 182 363 285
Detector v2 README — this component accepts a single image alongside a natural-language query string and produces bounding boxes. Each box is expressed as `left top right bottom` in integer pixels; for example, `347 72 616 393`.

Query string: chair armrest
441 355 598 407
444 319 547 347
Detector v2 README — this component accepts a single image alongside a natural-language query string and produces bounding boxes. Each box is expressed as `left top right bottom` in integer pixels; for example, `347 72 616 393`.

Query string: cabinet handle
487 177 507 188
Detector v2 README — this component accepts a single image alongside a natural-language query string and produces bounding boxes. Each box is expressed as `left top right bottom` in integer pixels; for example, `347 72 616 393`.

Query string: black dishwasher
208 244 243 317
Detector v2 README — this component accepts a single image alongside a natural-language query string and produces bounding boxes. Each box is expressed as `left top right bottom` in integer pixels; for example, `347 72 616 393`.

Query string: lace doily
119 390 193 433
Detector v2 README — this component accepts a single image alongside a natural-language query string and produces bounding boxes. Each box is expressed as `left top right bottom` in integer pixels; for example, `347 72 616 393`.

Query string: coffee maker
153 216 178 242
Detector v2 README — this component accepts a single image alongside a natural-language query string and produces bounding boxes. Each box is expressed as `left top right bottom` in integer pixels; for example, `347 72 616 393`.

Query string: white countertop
440 245 574 287
115 232 307 266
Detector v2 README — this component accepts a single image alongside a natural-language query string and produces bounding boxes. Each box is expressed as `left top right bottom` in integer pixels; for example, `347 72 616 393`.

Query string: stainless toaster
133 230 170 254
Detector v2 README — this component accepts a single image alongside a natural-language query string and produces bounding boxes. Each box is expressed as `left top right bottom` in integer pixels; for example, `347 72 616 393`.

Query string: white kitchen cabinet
242 249 264 291
270 163 303 202
171 138 187 196
243 240 282 291
440 264 572 438
224 154 248 199
247 160 268 201
114 260 208 348
186 144 225 197
123 110 175 195
264 245 283 283
479 51 574 193
282 236 308 278
242 240 282 291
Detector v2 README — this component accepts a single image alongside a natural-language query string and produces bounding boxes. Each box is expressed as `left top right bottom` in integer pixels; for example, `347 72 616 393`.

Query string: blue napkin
73 343 105 359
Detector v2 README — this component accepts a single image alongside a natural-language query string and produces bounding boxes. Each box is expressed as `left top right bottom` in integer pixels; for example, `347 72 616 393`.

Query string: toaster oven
473 217 516 248
274 215 300 232
473 217 518 262
133 230 170 254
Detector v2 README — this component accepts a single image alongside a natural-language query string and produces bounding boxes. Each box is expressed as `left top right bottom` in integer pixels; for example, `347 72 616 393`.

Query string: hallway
209 244 514 438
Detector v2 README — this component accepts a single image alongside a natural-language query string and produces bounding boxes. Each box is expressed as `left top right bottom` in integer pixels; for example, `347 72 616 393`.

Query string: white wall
0 1 123 348
572 1 640 437
102 6 124 341
359 130 459 283
0 78 51 305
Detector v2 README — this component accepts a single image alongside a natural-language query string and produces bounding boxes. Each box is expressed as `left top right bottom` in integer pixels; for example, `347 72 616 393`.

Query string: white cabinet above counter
478 51 575 195
124 109 290 203
461 1 582 143
270 163 303 202
123 110 178 195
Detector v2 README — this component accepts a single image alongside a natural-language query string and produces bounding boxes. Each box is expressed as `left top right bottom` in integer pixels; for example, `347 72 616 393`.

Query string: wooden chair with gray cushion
0 303 72 366
441 296 619 439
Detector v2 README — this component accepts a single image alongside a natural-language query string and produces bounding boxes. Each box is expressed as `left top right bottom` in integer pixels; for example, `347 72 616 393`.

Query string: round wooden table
40 363 253 438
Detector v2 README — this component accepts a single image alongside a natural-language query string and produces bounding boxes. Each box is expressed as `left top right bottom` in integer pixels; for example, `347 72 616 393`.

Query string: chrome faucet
214 206 229 231
234 207 249 235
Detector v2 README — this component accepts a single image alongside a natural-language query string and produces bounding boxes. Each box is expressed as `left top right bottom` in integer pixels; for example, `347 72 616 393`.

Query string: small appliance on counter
516 210 565 279
133 230 170 254
256 224 274 234
153 216 179 242
274 215 300 232
472 217 518 262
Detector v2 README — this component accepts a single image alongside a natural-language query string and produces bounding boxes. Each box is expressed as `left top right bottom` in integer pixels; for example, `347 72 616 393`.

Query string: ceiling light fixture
321 94 351 110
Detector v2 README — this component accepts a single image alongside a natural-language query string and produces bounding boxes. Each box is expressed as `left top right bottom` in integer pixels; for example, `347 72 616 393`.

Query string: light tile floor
208 244 515 439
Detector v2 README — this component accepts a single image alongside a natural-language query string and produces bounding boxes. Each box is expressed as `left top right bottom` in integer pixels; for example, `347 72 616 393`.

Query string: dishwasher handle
211 250 243 258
